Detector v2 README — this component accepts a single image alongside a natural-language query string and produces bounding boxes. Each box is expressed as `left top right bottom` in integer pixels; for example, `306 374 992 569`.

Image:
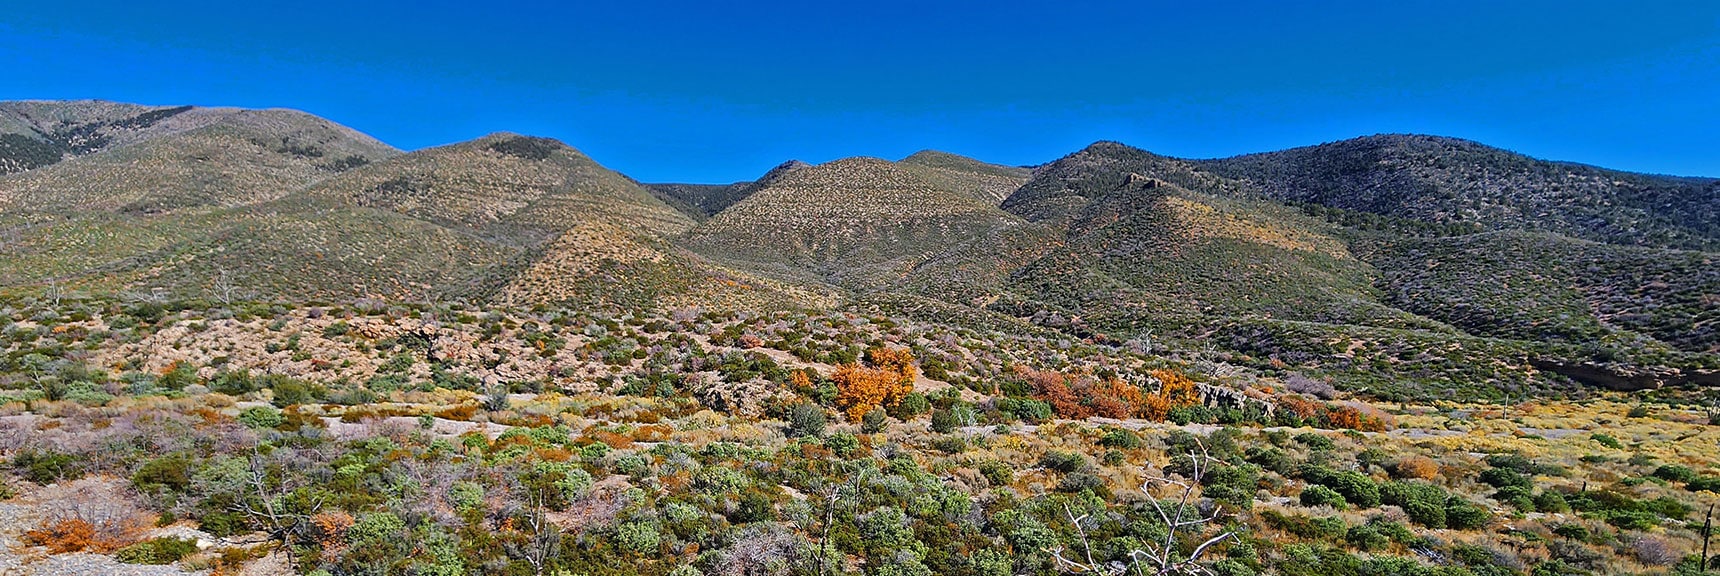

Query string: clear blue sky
2 1 1716 182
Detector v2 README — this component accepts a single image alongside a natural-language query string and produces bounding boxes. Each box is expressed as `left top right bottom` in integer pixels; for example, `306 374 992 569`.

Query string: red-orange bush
1020 367 1090 419
1279 396 1323 420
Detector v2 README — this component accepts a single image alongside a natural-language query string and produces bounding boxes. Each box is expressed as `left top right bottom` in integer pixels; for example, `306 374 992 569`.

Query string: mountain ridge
1 99 1714 396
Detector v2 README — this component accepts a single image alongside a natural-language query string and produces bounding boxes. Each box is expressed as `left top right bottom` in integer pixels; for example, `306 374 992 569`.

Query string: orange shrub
1140 393 1172 422
587 429 636 449
631 424 674 442
311 510 355 556
25 519 96 554
835 364 907 421
1132 370 1202 422
834 348 917 421
1089 378 1144 419
1150 370 1202 408
1393 456 1440 480
867 347 918 383
533 447 574 462
1325 405 1390 432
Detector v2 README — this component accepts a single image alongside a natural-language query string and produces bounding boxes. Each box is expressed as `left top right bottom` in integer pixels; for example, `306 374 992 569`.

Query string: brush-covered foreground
1 297 1718 576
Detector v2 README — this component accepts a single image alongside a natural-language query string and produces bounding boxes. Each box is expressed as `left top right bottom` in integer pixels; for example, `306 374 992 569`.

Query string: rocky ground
0 495 207 576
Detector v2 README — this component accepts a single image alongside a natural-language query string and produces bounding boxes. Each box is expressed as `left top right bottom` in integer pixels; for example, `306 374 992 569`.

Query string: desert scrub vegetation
0 296 1717 575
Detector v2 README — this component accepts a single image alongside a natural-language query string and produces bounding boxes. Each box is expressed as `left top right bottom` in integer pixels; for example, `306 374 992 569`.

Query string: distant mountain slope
1362 230 1719 354
644 160 808 219
897 150 1031 205
998 144 1436 330
1197 134 1720 250
1 99 1713 396
0 100 202 172
995 141 1717 395
0 102 397 213
680 156 1025 290
1001 141 1248 222
300 133 691 245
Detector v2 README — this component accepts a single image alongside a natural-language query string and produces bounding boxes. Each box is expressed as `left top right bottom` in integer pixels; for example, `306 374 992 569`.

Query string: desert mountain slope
298 133 692 245
1196 134 1720 250
0 102 397 213
680 156 1027 290
0 100 1713 394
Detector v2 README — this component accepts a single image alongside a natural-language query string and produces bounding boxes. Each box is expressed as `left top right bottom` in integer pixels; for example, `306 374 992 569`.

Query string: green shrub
889 393 930 419
977 461 1012 487
238 406 284 430
1643 495 1691 520
269 378 318 407
1533 490 1570 513
929 409 957 434
1294 433 1335 451
825 432 859 457
1381 481 1449 528
1401 500 1447 529
1444 497 1491 530
11 450 82 484
932 436 968 454
1039 451 1088 474
1479 468 1531 489
1011 399 1054 423
1551 523 1589 541
1245 447 1294 475
1097 428 1142 449
1305 467 1380 508
1494 485 1536 511
114 537 198 564
785 403 827 438
132 454 194 495
209 369 257 395
1651 465 1697 483
1345 524 1389 551
158 363 199 390
1484 453 1564 476
1057 472 1107 496
1262 510 1347 540
861 408 887 433
1300 485 1348 509
1605 510 1657 530
1202 463 1261 509
448 481 484 512
1590 433 1622 449
1687 476 1720 493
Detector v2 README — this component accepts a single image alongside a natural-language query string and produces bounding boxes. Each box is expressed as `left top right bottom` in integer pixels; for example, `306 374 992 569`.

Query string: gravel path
21 553 205 576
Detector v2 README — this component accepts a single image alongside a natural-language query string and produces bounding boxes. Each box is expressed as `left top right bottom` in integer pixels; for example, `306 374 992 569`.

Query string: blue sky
2 1 1716 182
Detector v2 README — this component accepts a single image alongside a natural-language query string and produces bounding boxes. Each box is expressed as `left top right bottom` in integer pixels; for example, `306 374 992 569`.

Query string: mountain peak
469 133 579 161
